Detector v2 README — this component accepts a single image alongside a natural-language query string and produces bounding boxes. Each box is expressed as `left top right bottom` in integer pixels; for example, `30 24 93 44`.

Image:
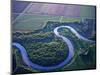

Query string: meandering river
13 26 95 71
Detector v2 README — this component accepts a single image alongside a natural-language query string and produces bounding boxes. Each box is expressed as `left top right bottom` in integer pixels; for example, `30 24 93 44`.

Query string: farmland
12 14 83 32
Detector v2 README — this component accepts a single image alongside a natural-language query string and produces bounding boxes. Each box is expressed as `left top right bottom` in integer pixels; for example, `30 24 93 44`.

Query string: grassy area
13 13 83 31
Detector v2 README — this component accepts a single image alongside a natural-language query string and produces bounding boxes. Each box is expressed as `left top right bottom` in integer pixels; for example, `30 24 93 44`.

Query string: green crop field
13 13 83 31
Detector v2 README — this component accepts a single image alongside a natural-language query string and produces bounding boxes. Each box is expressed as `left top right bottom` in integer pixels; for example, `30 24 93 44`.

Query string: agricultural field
12 14 83 32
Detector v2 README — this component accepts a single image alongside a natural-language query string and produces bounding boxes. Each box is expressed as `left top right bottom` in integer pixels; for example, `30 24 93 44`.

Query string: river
12 26 95 71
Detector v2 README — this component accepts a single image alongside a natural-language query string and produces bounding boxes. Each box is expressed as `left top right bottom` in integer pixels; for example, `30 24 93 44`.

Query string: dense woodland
12 19 96 74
